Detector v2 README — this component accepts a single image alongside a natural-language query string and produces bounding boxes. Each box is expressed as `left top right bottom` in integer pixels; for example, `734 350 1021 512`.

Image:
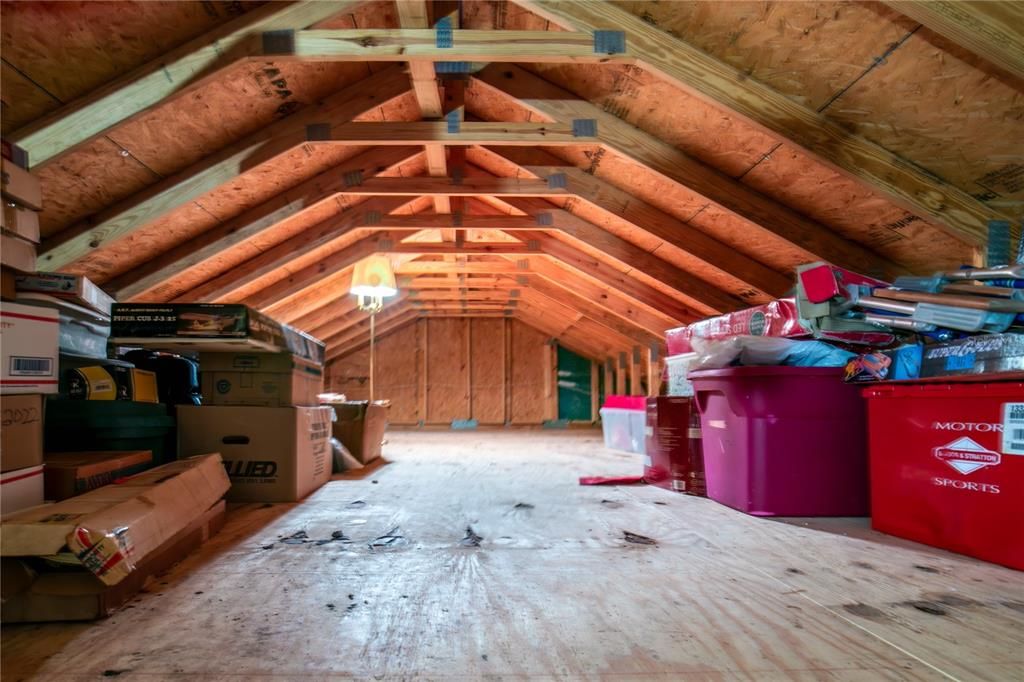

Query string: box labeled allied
1 393 44 473
44 450 154 501
177 405 333 502
1 302 59 394
199 352 323 407
111 303 324 364
0 454 229 585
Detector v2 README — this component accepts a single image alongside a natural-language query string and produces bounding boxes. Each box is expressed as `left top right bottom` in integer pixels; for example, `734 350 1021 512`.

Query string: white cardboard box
1 302 59 394
1 465 44 516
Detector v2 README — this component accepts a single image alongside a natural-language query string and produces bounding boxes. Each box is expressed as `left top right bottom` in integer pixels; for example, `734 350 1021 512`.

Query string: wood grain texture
10 1 352 168
884 1 1024 80
470 318 506 424
4 430 1020 679
510 320 549 424
37 66 412 271
426 318 470 423
515 0 1007 246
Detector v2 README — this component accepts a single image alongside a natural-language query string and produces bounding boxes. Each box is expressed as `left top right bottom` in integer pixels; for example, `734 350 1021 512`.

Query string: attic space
1 1 1023 679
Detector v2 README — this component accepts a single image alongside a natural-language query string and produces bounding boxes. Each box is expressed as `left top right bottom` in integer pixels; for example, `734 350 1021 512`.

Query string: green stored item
557 346 593 421
44 398 177 465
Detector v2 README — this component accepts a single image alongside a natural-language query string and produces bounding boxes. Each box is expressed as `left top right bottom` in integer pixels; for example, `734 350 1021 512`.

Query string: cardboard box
44 450 154 501
0 464 44 515
643 397 705 496
1 302 59 394
111 303 325 364
0 232 36 273
1 203 40 243
1 393 44 472
16 273 113 315
1 454 229 585
1 158 42 210
1 500 225 623
177 406 333 502
199 352 323 407
331 401 388 465
2 267 16 300
921 333 1024 379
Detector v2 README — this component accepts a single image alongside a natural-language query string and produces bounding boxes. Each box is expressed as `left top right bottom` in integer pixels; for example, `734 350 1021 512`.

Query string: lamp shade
351 255 397 297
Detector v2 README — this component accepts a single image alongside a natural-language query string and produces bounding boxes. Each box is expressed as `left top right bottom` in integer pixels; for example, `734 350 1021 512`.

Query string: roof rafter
513 0 1006 245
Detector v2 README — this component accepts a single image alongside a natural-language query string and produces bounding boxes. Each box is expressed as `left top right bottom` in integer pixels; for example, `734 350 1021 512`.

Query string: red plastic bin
863 380 1024 570
690 367 868 516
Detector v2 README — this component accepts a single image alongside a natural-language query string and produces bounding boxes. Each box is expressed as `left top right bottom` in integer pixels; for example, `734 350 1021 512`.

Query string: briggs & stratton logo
933 437 1001 475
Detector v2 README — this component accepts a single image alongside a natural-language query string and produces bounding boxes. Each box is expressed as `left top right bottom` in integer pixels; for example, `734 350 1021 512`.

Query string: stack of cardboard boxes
111 303 334 502
1 144 41 285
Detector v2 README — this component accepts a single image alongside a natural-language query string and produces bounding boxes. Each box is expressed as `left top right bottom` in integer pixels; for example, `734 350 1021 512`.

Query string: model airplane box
110 304 325 365
0 454 229 588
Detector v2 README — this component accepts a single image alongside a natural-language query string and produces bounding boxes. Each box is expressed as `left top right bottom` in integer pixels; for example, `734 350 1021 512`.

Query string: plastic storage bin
863 379 1024 570
600 395 646 454
44 399 176 466
689 367 867 516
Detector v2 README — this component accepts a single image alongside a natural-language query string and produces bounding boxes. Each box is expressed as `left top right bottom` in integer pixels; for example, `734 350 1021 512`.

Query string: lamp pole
369 311 376 402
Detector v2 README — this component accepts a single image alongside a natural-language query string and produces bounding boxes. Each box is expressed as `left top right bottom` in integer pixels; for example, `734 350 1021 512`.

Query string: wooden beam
647 343 662 397
9 1 354 169
320 298 412 347
603 358 614 405
295 121 598 148
396 260 524 274
883 1 1024 80
630 346 643 396
335 176 573 196
37 66 412 271
171 197 413 302
269 29 637 64
327 308 422 360
109 147 422 301
615 353 626 395
590 361 600 422
472 65 900 277
513 1 1006 245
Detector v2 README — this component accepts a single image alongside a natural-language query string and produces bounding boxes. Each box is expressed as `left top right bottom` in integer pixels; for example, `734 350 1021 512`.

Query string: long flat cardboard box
1 454 229 585
44 450 154 501
1 500 226 622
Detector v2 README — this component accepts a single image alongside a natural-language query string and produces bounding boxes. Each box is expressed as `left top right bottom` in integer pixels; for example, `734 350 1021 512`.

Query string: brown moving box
1 454 229 586
0 158 42 210
44 450 154 501
1 393 43 472
1 203 40 243
0 233 36 273
199 352 323 407
332 401 389 465
177 406 333 502
1 500 225 623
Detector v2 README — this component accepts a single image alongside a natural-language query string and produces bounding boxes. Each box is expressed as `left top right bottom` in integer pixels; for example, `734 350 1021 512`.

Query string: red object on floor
863 380 1024 570
578 476 645 486
643 397 706 496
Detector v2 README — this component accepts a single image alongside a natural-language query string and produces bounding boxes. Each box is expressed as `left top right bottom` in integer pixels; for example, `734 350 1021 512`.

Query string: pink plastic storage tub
689 367 868 516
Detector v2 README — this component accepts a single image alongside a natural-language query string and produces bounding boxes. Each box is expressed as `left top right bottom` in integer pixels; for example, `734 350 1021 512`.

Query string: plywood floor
3 430 1023 681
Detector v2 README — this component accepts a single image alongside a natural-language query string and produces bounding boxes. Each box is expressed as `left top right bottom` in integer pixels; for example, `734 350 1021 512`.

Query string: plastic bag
331 438 363 473
691 336 857 370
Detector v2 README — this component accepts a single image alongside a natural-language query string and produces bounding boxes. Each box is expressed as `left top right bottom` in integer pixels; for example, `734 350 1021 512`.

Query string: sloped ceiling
2 0 1021 362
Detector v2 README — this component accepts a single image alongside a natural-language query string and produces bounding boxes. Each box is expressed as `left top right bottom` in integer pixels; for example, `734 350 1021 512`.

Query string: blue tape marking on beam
446 109 461 134
451 419 478 430
343 170 363 187
516 259 529 270
377 238 393 250
649 342 659 361
593 30 625 55
509 289 520 298
436 16 453 48
547 173 567 189
262 29 295 55
572 119 597 137
364 210 382 225
543 419 570 430
305 123 330 141
536 212 553 226
436 61 471 74
516 275 529 285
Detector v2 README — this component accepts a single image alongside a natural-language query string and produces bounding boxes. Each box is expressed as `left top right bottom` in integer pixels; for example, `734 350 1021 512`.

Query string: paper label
1002 403 1024 455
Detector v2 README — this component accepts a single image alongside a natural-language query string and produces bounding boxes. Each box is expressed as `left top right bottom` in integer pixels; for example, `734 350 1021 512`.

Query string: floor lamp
350 255 397 402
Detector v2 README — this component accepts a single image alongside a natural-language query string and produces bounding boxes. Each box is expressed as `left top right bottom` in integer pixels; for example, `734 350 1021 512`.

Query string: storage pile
647 255 1023 571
